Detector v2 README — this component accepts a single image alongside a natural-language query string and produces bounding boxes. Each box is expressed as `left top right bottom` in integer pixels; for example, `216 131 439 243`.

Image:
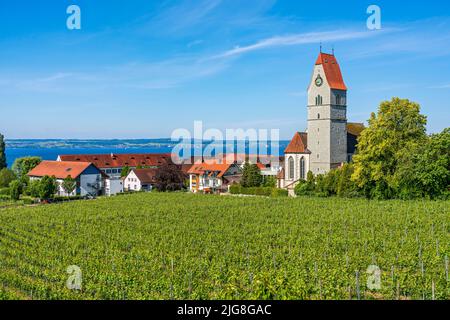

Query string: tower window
317 113 320 119
315 95 323 106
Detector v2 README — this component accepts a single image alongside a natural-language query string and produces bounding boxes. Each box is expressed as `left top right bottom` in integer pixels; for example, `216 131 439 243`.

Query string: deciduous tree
12 157 42 179
62 175 77 196
352 98 427 199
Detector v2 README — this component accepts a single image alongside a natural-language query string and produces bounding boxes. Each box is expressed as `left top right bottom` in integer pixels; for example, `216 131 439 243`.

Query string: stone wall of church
284 153 310 184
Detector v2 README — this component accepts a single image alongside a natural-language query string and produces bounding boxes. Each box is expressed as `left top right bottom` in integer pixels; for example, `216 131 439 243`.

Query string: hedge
230 184 288 197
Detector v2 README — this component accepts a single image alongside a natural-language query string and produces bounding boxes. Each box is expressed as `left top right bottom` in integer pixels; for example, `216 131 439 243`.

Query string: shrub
0 187 10 195
271 188 288 197
229 184 241 195
0 194 10 201
9 180 22 201
0 168 16 188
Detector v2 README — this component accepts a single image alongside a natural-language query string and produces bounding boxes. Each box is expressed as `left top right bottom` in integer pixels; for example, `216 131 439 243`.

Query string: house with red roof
27 161 106 197
187 161 242 193
279 52 364 193
57 153 173 178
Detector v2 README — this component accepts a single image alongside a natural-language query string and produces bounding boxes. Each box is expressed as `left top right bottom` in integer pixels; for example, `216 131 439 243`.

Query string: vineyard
0 193 448 300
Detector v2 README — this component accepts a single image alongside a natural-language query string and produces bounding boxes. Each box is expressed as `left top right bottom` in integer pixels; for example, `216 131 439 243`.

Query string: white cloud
213 29 385 59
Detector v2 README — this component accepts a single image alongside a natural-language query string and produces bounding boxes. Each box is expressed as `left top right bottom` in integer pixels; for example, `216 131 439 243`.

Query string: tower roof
315 53 347 91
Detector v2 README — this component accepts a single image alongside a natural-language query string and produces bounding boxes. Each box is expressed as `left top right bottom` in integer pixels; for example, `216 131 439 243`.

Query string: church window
300 157 306 180
317 113 320 119
315 95 323 106
288 157 294 180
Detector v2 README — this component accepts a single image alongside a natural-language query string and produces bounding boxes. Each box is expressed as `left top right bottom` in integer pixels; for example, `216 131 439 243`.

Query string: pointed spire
332 45 335 55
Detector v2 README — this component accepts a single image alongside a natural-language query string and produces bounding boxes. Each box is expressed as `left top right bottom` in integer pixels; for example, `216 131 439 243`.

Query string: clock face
315 75 323 87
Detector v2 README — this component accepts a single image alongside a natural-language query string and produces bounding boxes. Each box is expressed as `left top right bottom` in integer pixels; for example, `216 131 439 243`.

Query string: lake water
5 139 290 168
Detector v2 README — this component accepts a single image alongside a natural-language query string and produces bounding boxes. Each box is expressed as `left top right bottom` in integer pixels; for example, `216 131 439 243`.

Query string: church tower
307 52 348 175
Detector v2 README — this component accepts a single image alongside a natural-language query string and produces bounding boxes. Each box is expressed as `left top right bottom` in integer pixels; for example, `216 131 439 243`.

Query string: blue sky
0 0 449 139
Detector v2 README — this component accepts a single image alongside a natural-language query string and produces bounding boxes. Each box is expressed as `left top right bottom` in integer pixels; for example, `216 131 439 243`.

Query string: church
278 52 364 192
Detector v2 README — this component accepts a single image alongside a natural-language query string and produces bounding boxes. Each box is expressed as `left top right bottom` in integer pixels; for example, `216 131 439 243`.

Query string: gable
284 132 309 154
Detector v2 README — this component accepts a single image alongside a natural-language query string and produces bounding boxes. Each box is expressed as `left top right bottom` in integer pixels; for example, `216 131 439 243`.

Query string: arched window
315 95 323 106
300 157 305 180
288 157 294 180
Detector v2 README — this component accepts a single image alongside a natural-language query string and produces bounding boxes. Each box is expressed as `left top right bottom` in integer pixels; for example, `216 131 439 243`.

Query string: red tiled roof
284 132 309 154
131 169 158 184
347 122 365 137
187 162 233 178
27 161 96 179
58 153 173 168
315 53 347 91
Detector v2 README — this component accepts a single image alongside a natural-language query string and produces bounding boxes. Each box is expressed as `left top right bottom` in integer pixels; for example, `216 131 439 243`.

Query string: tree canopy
0 168 16 188
0 133 6 170
154 165 184 192
351 98 428 199
12 157 42 179
241 163 263 188
62 175 77 196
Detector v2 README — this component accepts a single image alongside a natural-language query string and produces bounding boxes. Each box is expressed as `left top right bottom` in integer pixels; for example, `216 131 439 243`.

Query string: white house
27 161 105 197
124 168 158 192
104 178 124 196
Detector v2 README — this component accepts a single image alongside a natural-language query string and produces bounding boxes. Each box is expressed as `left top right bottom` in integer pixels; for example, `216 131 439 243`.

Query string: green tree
38 176 57 200
241 163 263 187
394 128 450 199
26 179 41 198
0 168 16 188
352 98 427 199
336 164 358 197
12 157 42 179
294 171 316 196
0 133 6 169
263 175 277 188
154 165 185 192
9 180 22 201
121 166 130 178
62 175 77 196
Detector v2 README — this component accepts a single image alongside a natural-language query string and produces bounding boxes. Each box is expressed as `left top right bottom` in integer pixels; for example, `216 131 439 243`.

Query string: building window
288 157 294 180
315 95 323 106
336 94 341 105
317 113 320 119
300 157 306 180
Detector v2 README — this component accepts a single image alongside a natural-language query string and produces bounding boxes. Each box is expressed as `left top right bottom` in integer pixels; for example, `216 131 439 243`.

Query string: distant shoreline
4 139 290 168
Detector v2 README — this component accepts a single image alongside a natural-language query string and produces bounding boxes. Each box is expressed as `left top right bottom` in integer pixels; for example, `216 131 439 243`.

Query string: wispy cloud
0 55 230 93
429 84 450 89
213 29 386 59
